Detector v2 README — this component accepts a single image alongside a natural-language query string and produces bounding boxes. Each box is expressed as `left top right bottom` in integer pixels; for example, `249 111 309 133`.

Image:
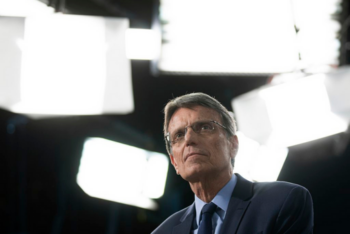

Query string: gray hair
163 92 237 166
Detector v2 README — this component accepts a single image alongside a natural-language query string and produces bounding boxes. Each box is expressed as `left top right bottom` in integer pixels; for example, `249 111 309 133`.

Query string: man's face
167 106 238 182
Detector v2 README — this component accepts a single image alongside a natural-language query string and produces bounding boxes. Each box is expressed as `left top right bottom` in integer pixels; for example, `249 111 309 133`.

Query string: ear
169 154 179 173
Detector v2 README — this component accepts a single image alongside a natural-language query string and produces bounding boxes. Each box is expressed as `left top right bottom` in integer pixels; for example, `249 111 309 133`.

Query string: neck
189 171 232 203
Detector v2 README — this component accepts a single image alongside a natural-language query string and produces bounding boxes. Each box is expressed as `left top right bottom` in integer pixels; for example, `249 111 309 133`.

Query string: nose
184 127 198 146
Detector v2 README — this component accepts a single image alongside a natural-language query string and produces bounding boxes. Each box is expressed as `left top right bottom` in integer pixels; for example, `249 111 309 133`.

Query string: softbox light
234 132 288 182
0 14 133 117
157 0 298 75
232 73 348 147
77 138 169 210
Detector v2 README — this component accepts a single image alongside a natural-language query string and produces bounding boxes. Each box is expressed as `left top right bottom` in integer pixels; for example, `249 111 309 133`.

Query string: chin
182 165 209 182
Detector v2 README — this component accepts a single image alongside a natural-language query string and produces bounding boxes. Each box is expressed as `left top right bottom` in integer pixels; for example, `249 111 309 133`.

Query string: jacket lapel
172 203 195 234
220 174 253 234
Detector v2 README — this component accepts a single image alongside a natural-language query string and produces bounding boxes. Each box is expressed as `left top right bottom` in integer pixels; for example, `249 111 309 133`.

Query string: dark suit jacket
152 174 313 234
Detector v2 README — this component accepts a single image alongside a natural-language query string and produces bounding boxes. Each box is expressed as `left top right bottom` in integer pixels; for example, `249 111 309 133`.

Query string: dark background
1 0 350 233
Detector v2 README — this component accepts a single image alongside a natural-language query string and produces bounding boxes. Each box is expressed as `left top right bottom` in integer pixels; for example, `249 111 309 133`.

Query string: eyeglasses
165 120 227 147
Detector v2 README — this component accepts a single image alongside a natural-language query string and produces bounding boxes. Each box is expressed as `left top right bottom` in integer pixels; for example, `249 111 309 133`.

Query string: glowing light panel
125 29 160 60
234 132 288 182
15 15 107 115
233 74 348 147
158 0 298 74
0 14 134 116
0 0 54 17
77 138 169 210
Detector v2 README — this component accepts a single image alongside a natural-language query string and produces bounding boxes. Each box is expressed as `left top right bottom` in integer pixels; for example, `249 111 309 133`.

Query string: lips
184 151 206 161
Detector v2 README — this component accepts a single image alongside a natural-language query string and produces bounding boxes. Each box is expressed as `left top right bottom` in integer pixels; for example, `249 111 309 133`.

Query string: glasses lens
167 121 219 146
193 121 214 133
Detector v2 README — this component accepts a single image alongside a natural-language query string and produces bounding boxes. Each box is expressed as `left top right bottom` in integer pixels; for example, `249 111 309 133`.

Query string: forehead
168 106 221 131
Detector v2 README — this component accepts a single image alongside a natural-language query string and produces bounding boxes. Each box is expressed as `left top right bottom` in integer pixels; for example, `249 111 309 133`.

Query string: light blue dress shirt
192 174 237 234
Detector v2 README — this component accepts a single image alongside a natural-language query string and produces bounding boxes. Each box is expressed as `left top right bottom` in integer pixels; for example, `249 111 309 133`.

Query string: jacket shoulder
151 205 193 234
250 180 313 217
253 180 310 197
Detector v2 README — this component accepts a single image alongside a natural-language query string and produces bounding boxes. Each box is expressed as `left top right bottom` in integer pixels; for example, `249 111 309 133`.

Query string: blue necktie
198 202 217 234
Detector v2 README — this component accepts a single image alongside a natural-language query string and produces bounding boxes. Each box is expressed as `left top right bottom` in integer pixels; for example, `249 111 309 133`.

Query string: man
152 93 313 234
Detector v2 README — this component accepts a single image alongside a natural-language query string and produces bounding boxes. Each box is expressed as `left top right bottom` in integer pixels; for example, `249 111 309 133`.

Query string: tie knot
201 202 217 215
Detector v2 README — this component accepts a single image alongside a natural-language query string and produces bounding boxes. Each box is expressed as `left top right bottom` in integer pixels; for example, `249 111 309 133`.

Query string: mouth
185 152 205 161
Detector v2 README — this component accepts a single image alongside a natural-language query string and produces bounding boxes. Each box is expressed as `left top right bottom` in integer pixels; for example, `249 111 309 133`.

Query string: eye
173 131 185 141
200 122 213 131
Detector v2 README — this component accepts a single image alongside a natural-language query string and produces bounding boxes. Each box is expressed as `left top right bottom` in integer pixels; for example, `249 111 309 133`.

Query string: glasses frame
165 120 227 148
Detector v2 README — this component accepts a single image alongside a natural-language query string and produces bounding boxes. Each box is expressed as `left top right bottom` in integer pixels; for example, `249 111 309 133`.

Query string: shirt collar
194 174 237 226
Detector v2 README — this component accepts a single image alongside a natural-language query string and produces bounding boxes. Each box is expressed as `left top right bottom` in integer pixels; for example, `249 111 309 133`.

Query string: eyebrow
169 125 185 135
168 119 216 133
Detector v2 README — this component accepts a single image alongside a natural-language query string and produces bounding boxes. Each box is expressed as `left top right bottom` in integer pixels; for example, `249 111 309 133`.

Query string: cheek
210 142 225 161
172 148 184 164
212 138 231 160
213 141 222 152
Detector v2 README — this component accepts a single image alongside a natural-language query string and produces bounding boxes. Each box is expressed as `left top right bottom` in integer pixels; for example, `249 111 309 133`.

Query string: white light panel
0 14 134 116
233 74 348 147
77 138 169 210
0 0 54 17
292 0 341 69
234 132 288 182
158 0 298 74
325 66 350 122
125 29 161 60
158 0 341 74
